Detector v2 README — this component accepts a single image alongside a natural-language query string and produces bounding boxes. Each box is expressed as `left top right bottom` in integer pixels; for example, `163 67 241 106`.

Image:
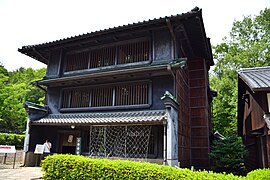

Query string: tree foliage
0 65 46 133
209 136 247 175
211 8 270 136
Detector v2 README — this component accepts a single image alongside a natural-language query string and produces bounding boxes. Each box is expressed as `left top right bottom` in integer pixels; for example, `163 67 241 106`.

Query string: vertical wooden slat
92 89 95 107
98 88 101 106
112 88 116 106
128 85 131 105
89 90 92 107
89 51 92 68
135 84 138 105
92 51 95 68
120 86 123 105
106 47 108 66
68 91 71 108
63 81 150 109
103 47 106 66
101 48 104 67
88 52 91 69
130 84 133 105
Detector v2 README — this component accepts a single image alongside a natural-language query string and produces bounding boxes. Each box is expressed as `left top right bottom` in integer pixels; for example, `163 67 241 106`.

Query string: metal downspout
167 64 176 96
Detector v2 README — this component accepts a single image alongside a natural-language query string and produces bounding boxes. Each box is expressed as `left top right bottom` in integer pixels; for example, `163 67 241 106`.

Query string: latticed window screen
89 125 152 159
89 46 115 68
65 51 89 72
64 39 150 72
118 40 150 64
61 81 149 108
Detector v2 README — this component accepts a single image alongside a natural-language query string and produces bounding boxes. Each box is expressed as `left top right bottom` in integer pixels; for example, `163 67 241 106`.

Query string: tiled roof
18 7 213 67
31 110 167 125
238 66 270 91
19 8 200 51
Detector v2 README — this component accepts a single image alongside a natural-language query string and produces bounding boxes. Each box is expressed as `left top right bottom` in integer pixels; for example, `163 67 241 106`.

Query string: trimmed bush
0 132 25 149
246 169 270 180
42 154 242 180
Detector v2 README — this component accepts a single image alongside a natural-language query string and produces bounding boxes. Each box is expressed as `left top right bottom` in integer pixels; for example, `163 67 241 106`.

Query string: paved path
0 166 43 180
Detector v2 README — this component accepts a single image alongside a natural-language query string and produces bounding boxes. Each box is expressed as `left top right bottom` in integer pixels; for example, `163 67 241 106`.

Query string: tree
209 136 247 175
0 65 46 133
211 8 270 136
0 83 27 133
9 67 46 105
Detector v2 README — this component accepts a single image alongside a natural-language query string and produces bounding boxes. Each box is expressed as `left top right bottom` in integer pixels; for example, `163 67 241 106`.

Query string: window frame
63 37 152 74
59 80 152 112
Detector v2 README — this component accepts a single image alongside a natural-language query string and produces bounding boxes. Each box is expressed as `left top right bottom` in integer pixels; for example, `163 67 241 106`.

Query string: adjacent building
238 66 270 170
19 7 214 169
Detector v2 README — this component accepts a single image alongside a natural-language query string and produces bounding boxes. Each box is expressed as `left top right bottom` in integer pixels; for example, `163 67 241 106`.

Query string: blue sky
0 0 269 71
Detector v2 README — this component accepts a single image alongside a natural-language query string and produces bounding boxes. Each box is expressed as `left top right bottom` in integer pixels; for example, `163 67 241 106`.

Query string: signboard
0 145 16 168
34 144 44 154
0 145 16 153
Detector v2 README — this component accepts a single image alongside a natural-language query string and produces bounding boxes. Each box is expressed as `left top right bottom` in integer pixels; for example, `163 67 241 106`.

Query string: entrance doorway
62 146 76 154
58 131 80 155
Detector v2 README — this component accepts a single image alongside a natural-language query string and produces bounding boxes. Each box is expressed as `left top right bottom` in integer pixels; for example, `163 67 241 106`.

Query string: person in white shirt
43 139 52 155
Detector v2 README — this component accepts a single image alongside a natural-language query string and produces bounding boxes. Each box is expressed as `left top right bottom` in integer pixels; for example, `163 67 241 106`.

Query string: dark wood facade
20 8 213 169
238 67 270 171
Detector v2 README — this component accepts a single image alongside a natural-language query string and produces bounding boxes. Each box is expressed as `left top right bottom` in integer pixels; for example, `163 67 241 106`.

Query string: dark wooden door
59 131 79 154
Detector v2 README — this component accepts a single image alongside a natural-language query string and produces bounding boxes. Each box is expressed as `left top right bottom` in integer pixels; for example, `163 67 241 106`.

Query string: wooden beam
175 24 194 57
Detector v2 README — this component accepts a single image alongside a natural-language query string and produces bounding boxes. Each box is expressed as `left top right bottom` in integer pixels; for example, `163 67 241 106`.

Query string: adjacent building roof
238 66 270 91
31 110 167 125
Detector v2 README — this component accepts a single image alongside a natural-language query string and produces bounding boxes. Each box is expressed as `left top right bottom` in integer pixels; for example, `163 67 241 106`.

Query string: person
43 139 52 155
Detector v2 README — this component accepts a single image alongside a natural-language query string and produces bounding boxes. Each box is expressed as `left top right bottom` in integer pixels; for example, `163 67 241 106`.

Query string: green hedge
246 169 270 180
41 154 242 180
0 132 25 149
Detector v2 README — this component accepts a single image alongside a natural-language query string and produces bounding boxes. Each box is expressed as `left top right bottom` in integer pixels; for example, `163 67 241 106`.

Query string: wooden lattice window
64 39 150 72
65 51 89 71
61 81 150 109
91 87 113 107
89 47 115 68
118 40 150 64
115 82 149 106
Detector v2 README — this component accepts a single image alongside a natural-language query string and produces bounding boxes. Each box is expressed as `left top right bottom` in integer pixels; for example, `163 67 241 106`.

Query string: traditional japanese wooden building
19 7 214 169
238 66 270 171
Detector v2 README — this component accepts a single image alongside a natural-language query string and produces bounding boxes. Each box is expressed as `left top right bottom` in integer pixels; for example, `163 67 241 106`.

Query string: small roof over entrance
31 110 167 126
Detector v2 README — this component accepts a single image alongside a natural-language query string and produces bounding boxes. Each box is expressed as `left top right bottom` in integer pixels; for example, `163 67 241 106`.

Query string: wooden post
3 153 7 164
13 152 16 169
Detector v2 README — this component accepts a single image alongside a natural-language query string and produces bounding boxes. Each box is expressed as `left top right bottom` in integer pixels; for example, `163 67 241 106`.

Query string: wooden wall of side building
176 65 190 167
242 90 266 135
188 58 211 169
241 88 269 170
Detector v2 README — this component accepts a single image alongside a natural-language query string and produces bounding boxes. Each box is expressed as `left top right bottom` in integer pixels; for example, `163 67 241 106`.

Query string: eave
38 60 171 87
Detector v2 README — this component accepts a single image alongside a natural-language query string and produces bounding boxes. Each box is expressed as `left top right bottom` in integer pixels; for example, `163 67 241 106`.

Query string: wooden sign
34 144 44 154
0 145 16 153
68 135 73 143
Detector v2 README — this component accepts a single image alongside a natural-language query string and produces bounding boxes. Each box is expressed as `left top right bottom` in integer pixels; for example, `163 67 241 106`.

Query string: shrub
0 132 25 149
41 154 242 180
209 136 247 175
246 169 270 180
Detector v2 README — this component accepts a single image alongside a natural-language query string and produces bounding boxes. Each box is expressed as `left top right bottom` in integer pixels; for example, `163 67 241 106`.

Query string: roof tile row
239 66 270 91
32 110 167 125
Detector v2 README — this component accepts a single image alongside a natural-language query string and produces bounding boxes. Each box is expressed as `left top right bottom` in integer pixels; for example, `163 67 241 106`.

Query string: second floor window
61 81 150 109
64 39 151 72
